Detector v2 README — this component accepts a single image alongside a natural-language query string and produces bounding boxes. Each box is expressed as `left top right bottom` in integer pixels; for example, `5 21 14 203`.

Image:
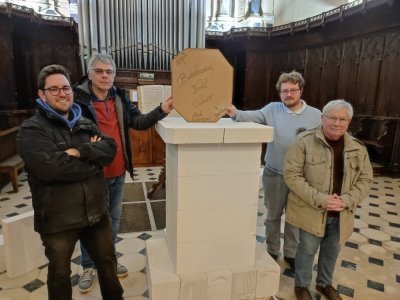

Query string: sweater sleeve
234 104 271 124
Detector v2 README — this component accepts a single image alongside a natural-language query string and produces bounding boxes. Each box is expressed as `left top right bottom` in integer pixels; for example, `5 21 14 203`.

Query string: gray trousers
262 167 299 258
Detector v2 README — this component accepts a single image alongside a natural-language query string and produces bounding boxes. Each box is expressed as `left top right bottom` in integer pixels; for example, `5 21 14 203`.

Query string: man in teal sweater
226 71 321 269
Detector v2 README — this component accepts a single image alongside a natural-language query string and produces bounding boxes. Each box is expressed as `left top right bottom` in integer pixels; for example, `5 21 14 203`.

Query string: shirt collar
88 81 116 101
286 99 307 115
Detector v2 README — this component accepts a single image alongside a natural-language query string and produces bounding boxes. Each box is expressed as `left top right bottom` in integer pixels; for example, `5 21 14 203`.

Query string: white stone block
156 118 225 144
224 124 274 144
231 266 257 300
179 272 207 300
176 237 255 275
2 211 48 278
0 235 5 273
174 173 260 210
207 269 232 300
172 144 261 177
176 205 257 243
254 242 280 298
146 238 180 300
156 118 273 145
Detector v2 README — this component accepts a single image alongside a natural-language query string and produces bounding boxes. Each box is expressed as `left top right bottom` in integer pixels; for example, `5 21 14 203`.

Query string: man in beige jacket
284 99 373 300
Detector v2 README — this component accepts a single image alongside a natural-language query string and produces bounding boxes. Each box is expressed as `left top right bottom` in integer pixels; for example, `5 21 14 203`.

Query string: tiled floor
0 167 399 299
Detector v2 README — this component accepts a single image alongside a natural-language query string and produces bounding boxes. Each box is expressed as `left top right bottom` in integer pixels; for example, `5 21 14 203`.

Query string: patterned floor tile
0 170 399 299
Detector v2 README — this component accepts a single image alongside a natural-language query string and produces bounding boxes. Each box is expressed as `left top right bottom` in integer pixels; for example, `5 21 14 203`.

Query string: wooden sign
172 48 233 122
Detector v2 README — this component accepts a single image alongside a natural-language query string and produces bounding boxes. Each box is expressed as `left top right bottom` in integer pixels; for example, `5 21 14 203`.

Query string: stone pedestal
146 118 280 299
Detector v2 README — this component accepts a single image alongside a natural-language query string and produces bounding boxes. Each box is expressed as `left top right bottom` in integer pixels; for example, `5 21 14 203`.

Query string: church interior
0 0 399 299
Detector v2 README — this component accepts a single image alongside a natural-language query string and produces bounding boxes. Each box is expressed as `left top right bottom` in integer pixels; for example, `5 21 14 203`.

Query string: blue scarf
36 98 82 129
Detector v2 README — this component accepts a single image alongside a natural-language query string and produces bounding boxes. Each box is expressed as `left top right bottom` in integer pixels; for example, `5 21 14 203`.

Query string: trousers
41 216 124 300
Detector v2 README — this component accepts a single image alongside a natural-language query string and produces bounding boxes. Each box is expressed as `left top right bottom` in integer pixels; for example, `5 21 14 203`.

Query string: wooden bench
0 127 24 193
352 115 398 166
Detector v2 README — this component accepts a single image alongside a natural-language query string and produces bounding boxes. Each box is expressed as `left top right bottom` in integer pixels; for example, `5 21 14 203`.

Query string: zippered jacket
284 126 373 243
17 107 117 234
74 77 168 177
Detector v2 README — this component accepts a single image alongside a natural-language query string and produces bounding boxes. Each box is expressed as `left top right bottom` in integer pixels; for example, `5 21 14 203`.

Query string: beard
283 98 300 108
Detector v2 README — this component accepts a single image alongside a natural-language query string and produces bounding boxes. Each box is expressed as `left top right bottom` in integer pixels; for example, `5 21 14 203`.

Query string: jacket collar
315 125 359 152
74 76 117 102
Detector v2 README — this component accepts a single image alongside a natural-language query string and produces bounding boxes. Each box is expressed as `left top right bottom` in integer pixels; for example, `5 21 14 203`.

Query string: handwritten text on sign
172 48 233 122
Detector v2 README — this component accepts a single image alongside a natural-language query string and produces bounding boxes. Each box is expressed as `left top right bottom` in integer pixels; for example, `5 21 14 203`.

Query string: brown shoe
294 286 312 300
316 284 343 300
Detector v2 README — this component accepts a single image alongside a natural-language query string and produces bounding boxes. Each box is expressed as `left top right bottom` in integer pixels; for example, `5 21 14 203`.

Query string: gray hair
87 54 116 73
322 99 354 119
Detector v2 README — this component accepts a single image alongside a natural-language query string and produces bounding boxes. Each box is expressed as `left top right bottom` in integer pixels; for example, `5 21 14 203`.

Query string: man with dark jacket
17 64 123 300
73 53 173 291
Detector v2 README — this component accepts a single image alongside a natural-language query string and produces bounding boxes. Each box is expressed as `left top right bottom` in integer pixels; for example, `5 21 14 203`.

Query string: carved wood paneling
354 35 385 115
265 52 288 105
319 45 341 107
0 18 17 110
208 1 400 174
304 47 324 109
377 30 400 118
152 130 165 166
130 128 153 167
244 52 267 109
0 10 80 111
337 39 361 104
287 50 306 74
130 128 165 167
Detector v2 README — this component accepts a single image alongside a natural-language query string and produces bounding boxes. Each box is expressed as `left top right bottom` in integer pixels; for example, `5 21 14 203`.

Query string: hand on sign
161 96 174 113
225 104 238 117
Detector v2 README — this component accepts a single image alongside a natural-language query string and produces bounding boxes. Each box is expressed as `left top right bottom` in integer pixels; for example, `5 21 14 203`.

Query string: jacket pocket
304 154 327 185
346 152 362 186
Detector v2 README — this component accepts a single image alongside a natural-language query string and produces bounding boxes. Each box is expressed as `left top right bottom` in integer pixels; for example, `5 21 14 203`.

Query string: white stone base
0 235 5 273
146 237 280 300
2 211 47 278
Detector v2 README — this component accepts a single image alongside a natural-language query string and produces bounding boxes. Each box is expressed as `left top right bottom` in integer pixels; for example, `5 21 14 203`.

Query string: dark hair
37 64 71 90
275 70 305 91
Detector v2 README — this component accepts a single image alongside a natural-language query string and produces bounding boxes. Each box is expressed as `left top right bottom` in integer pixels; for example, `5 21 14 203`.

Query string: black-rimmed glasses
43 86 73 96
92 68 115 75
280 88 301 95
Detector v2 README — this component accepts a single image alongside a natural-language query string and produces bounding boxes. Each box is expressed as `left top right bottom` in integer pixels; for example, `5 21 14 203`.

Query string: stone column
146 118 280 300
215 0 234 30
261 0 275 26
249 0 261 16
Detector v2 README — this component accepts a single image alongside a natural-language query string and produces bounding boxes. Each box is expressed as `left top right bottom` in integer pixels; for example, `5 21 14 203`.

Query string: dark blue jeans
40 216 124 300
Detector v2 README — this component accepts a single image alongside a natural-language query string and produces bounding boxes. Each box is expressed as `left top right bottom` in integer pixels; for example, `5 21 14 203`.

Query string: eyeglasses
43 86 73 96
92 68 115 75
324 115 349 124
280 88 300 95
